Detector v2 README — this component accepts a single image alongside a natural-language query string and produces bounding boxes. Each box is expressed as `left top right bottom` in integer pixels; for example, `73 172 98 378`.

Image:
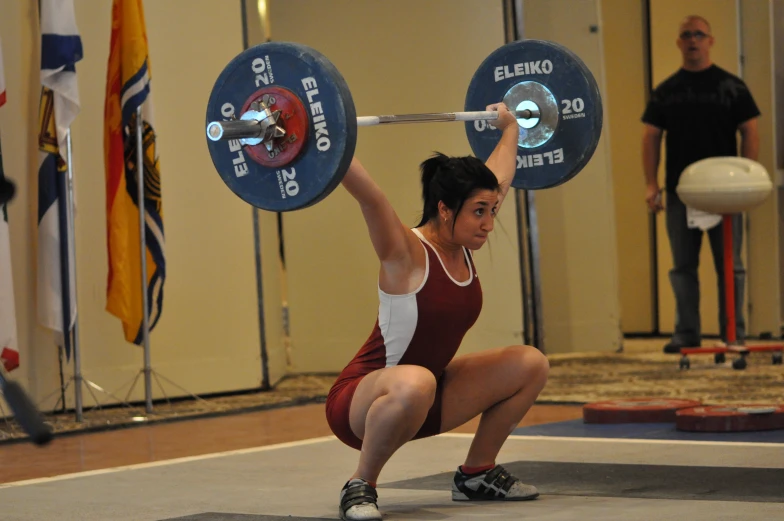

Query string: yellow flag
103 0 165 344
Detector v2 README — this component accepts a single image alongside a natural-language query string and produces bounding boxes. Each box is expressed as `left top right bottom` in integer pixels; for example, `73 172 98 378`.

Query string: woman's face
449 189 498 250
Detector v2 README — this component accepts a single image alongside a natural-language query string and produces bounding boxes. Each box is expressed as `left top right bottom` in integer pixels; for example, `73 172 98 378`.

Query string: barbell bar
207 109 541 142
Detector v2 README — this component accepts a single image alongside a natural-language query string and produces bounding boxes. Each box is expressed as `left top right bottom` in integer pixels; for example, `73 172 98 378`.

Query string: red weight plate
676 404 784 432
240 85 310 168
583 398 703 424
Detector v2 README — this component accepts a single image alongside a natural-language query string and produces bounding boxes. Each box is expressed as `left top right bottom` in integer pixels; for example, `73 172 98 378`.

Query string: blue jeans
665 192 745 344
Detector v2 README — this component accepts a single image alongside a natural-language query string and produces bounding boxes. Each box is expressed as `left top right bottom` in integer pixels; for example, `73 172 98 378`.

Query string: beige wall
776 1 784 325
649 0 740 337
267 0 525 372
740 0 781 337
522 0 623 353
0 0 276 409
777 1 784 172
603 0 654 333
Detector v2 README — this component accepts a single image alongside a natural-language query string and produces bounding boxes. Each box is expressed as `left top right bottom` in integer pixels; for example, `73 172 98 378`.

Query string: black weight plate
464 39 603 190
206 42 356 211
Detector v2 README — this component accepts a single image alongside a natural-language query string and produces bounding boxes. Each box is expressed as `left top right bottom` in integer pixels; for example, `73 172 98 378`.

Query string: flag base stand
0 403 16 441
40 374 133 420
37 344 133 422
112 368 209 415
0 400 28 441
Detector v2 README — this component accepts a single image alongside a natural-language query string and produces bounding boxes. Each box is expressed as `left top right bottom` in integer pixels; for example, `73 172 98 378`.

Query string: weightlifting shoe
339 478 382 521
452 464 539 501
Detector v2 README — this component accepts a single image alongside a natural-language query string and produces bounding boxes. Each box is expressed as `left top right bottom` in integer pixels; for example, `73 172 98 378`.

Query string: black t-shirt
641 65 760 193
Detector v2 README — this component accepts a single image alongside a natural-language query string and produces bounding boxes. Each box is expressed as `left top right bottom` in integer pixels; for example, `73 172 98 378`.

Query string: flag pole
65 129 83 422
136 106 153 414
56 344 66 413
40 125 132 419
55 135 74 417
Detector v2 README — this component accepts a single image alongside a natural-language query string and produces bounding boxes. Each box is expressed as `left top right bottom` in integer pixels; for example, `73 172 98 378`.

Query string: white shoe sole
452 490 540 501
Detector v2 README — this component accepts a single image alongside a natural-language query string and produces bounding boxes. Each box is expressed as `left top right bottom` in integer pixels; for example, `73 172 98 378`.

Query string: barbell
205 39 603 212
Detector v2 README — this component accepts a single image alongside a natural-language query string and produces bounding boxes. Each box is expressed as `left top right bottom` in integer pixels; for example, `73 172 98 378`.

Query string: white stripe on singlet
380 232 429 368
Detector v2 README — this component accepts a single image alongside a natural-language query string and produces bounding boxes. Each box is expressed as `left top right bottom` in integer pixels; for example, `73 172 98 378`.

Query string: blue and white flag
36 0 82 354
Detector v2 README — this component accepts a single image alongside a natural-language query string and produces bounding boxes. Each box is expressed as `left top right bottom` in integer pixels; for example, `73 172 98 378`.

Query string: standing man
641 15 760 353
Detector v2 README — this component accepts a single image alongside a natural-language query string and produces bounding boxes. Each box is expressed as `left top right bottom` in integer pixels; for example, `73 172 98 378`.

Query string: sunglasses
680 30 710 40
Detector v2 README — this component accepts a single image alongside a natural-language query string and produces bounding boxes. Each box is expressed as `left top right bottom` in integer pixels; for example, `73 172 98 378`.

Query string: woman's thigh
348 364 438 440
439 345 549 433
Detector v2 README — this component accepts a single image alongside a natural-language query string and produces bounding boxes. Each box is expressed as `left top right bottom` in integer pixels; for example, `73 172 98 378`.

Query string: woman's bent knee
353 365 437 416
385 365 438 407
349 365 437 440
505 345 550 381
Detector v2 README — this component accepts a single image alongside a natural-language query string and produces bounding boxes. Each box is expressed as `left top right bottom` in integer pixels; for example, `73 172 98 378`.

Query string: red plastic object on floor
676 404 784 432
583 398 702 424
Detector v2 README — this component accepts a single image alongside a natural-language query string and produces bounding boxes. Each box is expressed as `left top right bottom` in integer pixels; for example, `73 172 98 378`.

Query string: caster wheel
772 352 783 365
679 356 690 370
714 352 726 364
732 357 747 370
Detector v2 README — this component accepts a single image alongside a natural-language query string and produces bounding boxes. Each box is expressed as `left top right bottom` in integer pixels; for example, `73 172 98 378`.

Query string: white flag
36 0 82 347
0 37 19 371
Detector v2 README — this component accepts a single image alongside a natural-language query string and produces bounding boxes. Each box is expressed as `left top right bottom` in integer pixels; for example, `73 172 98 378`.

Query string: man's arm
739 117 759 161
642 123 664 211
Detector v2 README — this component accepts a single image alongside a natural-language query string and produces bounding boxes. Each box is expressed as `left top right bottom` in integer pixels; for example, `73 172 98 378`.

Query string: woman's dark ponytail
415 153 451 227
414 152 499 229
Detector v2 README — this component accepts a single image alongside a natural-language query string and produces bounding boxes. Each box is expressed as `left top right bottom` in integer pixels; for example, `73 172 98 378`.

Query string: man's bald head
680 15 711 34
676 15 714 71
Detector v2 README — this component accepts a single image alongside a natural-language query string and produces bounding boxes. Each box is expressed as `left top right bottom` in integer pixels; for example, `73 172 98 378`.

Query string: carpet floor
1 338 781 442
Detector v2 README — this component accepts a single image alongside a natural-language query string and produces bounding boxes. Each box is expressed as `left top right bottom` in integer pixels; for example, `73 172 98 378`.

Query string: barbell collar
207 108 540 141
207 120 264 142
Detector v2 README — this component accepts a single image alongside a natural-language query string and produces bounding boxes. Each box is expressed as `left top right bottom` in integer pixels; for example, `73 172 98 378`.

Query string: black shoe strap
481 465 519 495
341 482 378 511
